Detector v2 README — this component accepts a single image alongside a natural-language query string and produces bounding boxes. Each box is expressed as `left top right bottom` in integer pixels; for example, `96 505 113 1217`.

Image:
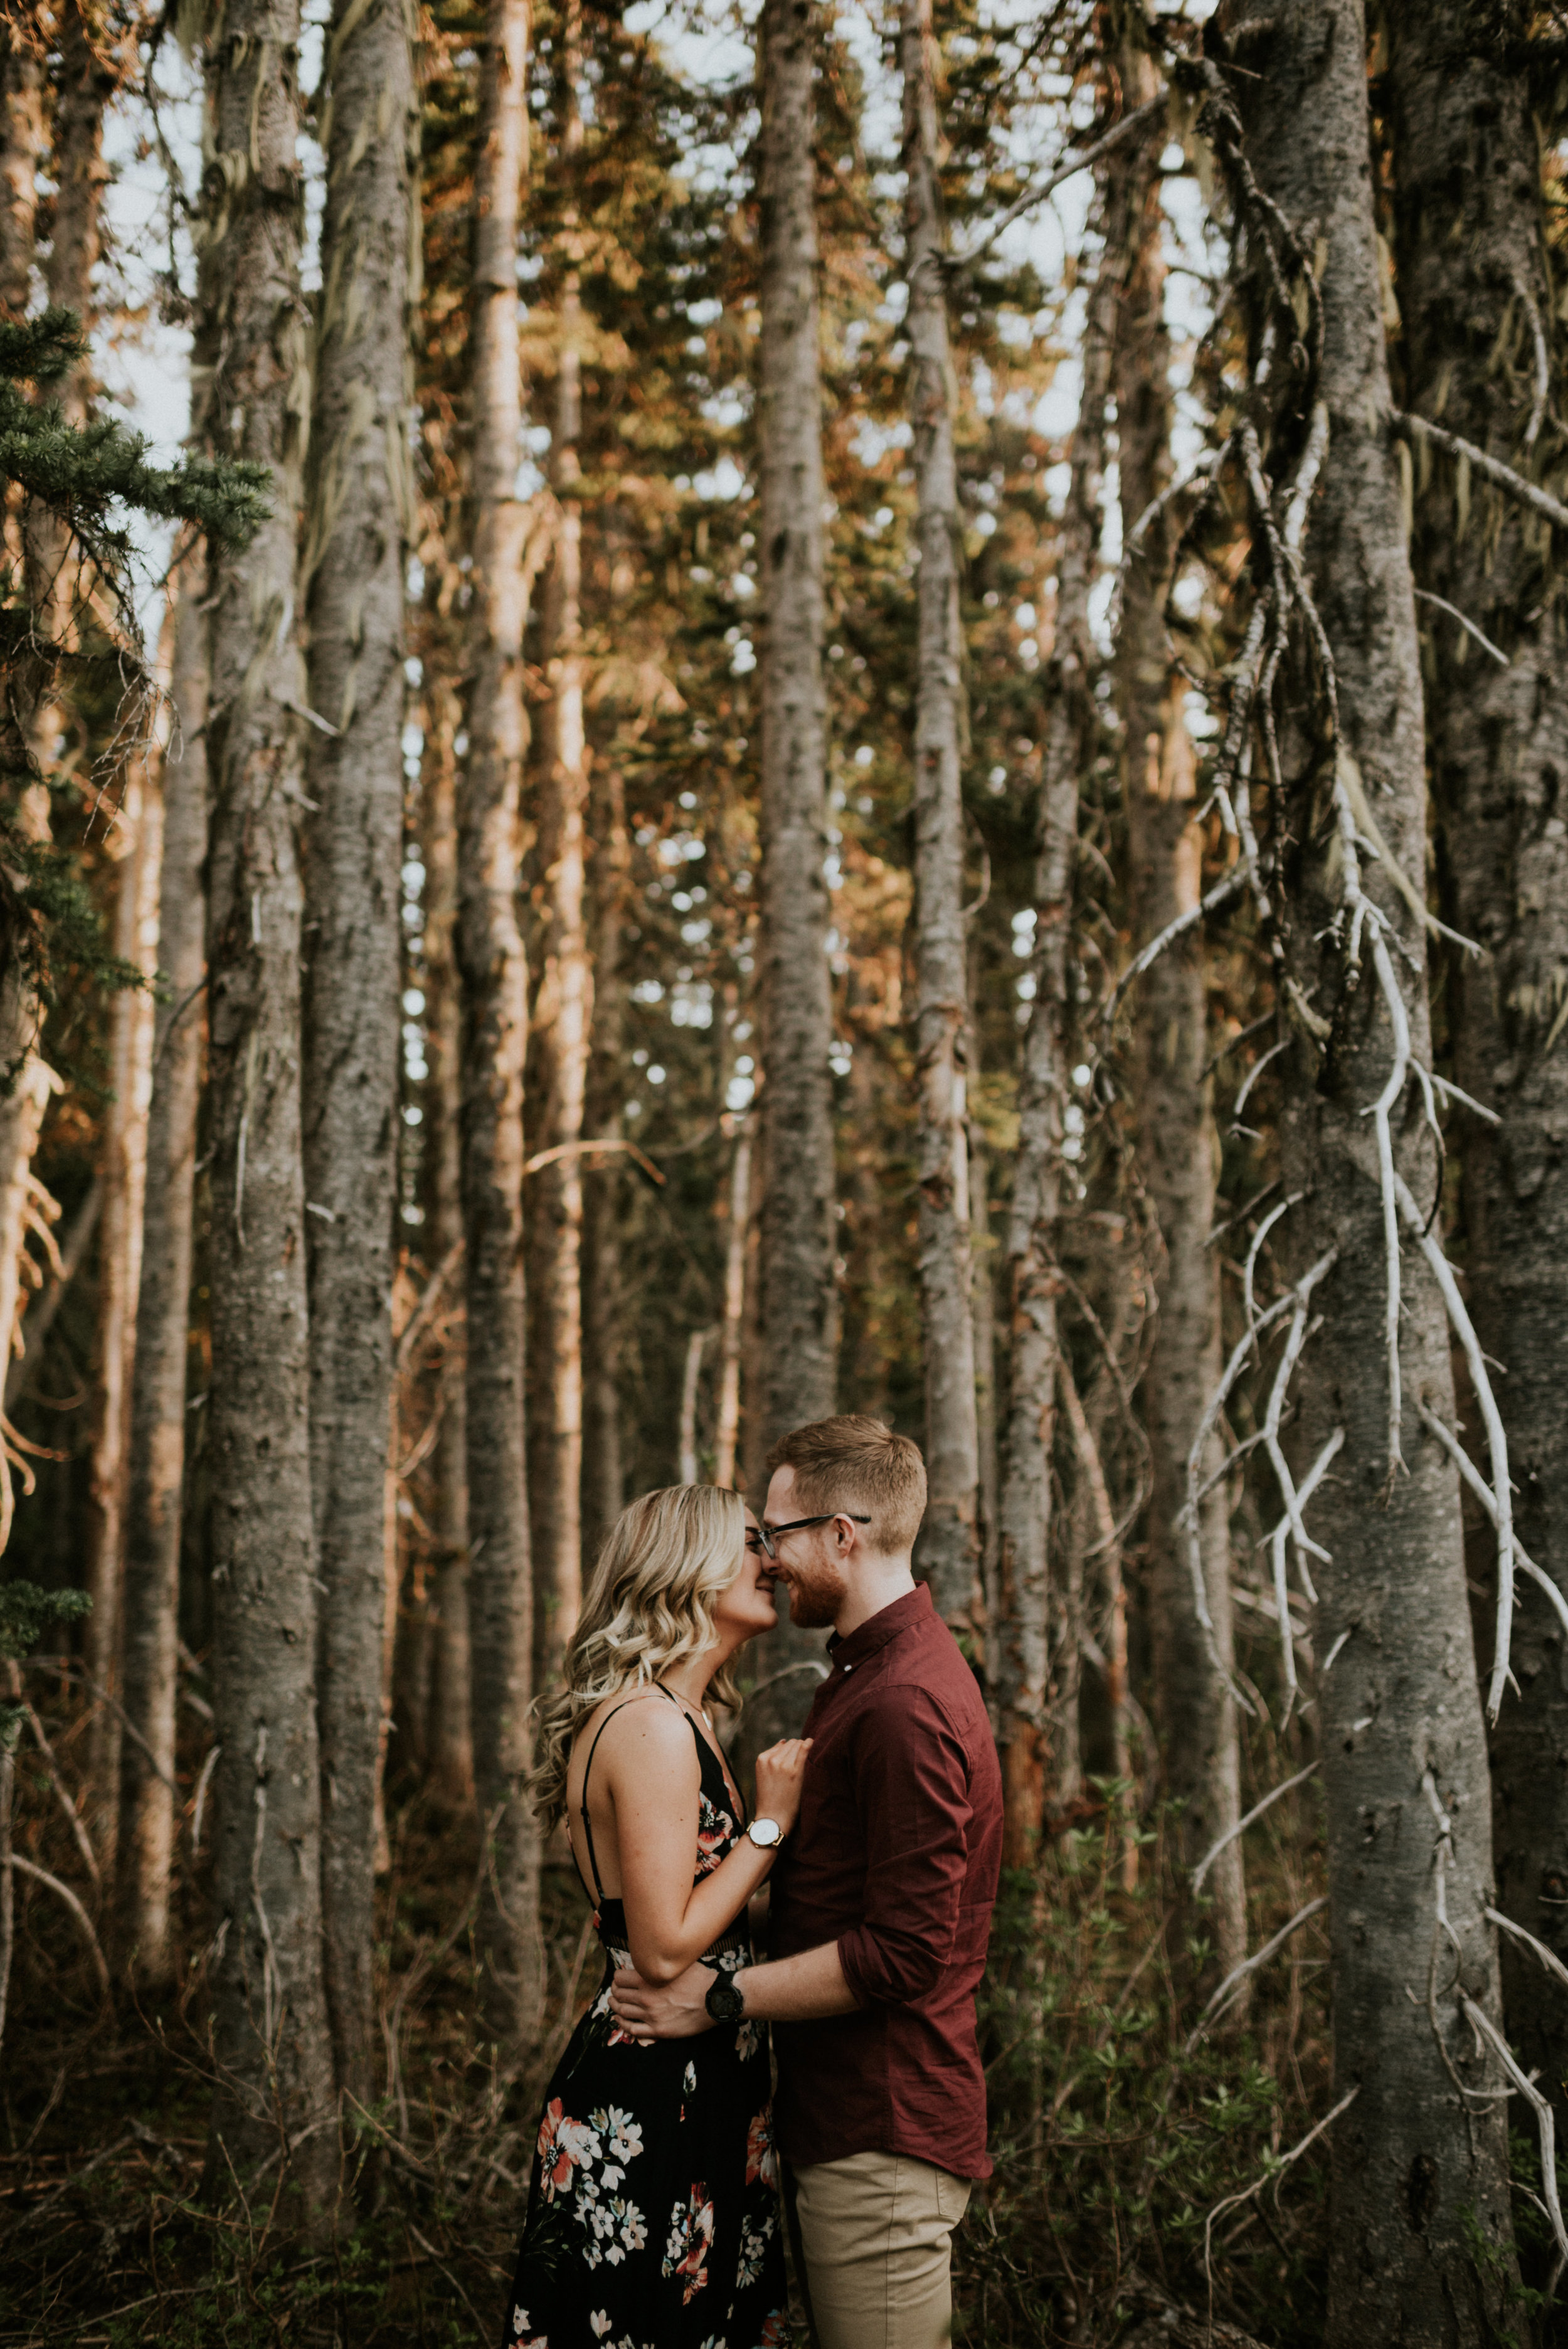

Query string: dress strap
576 1684 684 1901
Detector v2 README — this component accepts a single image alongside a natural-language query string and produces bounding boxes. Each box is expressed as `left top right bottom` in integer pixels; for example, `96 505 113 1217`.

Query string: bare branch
1192 1761 1318 1895
956 95 1167 265
1187 1896 1328 2045
7 1856 110 1996
1413 588 1510 669
1460 1995 1568 2275
1486 1904 1568 1998
1417 1403 1568 1644
1395 1178 1515 1717
1394 409 1568 533
1204 2086 1360 2303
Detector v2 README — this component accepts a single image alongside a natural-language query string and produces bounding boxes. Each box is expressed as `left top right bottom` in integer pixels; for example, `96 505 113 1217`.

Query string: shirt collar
825 1581 933 1673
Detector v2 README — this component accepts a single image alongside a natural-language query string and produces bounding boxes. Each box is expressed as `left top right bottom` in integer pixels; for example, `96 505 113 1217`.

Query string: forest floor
0 1763 1432 2349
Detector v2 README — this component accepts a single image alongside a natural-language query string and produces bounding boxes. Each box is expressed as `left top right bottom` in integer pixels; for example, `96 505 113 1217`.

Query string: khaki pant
785 2150 972 2349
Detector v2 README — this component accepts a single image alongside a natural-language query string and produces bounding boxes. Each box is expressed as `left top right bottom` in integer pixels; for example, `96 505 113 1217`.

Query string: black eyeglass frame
746 1511 871 1561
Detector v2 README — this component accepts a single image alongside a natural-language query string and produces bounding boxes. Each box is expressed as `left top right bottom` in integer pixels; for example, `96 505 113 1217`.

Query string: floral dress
504 1689 788 2349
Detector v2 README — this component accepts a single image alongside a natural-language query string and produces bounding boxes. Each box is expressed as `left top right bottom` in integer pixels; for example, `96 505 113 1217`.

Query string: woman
504 1484 808 2349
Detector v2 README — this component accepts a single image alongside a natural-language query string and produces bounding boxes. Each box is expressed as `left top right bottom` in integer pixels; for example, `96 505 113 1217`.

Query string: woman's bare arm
585 1704 807 1985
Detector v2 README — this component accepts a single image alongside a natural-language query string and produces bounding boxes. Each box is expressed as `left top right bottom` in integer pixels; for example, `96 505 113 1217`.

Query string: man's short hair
765 1414 927 1556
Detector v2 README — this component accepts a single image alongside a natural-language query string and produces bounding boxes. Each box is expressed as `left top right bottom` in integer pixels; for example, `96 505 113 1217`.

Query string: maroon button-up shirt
770 1581 1004 2180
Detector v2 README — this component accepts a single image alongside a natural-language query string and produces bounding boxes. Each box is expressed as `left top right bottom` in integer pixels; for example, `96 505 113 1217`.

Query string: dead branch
1191 1762 1318 1896
1393 409 1568 533
7 1855 110 1996
1187 1894 1328 2046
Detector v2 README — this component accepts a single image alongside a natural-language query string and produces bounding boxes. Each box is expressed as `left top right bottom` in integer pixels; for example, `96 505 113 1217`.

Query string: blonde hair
765 1414 927 1554
532 1483 747 1829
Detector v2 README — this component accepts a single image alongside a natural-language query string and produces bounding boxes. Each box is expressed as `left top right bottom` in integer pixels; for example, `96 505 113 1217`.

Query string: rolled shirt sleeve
835 1690 973 2008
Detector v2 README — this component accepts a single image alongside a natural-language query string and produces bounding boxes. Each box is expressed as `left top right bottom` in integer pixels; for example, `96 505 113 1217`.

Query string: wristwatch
705 1967 748 2023
746 1816 785 1850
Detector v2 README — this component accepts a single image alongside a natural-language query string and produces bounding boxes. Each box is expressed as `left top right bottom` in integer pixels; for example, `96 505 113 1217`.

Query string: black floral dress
504 1690 788 2349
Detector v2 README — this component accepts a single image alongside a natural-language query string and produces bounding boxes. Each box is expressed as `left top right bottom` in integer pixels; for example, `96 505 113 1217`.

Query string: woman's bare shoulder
567 1690 697 1793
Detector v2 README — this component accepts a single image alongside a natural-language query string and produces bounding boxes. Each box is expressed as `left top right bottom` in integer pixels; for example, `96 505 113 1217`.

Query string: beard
781 1552 847 1631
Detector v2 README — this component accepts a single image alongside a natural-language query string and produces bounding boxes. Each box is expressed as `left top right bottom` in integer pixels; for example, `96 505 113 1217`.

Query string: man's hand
610 1958 721 2040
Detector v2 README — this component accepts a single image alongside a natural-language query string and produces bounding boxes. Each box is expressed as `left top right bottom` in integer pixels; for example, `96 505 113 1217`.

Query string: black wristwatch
704 1967 748 2023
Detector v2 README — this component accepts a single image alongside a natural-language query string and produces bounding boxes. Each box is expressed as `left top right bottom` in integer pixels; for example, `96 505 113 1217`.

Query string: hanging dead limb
1459 1995 1568 2276
1203 2085 1359 2304
1412 589 1510 670
1259 1428 1343 1705
1416 1402 1568 1645
1191 1761 1318 1896
1393 410 1568 534
1392 1176 1514 1718
1187 1894 1327 2046
1485 1904 1568 1996
7 1855 109 1995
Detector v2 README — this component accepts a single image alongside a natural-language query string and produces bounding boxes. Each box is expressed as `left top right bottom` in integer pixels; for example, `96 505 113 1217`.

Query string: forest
1 0 1565 2341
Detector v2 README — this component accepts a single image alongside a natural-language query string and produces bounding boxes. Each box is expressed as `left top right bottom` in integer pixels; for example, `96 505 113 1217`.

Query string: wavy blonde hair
532 1483 748 1829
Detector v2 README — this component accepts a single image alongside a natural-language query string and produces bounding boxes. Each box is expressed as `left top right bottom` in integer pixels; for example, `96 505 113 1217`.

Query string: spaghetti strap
575 1684 686 1901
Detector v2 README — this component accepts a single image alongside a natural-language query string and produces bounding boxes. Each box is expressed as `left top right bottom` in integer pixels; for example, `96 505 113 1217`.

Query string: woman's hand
753 1736 813 1834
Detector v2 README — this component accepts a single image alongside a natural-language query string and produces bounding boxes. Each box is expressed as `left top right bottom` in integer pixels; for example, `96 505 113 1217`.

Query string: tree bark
120 561 208 1982
581 761 627 1564
1224 4 1515 2332
743 0 839 1747
301 0 416 2111
1385 0 1568 2117
82 684 164 1866
421 660 474 1807
194 0 336 2202
1112 87 1244 1973
757 0 835 1452
0 17 41 316
996 195 1121 1862
529 0 590 1693
458 0 544 2044
902 0 979 1645
714 1120 751 1490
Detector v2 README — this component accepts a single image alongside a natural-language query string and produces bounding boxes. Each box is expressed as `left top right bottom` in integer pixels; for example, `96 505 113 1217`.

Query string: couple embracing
504 1414 1004 2349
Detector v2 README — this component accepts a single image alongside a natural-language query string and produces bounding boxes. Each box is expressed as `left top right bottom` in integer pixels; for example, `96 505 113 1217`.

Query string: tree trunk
1112 86 1244 1973
83 686 164 1865
194 0 336 2202
0 18 55 1552
120 560 208 1982
421 661 474 1807
714 1120 751 1490
458 0 544 2045
968 1116 1000 1705
581 761 627 1564
530 0 590 1692
902 0 979 1645
1385 0 1568 2118
0 17 40 317
1224 4 1515 2332
996 196 1121 1862
301 0 416 2111
744 0 838 1747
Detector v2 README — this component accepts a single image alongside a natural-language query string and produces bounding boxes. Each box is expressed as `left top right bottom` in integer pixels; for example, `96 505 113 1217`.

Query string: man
610 1414 1004 2349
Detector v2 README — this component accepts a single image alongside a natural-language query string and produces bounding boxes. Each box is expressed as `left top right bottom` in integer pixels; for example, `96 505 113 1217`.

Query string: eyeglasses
745 1512 871 1561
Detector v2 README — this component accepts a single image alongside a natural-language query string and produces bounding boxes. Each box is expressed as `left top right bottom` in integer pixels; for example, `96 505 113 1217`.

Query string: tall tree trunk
194 0 336 2201
1112 85 1244 1973
83 687 164 1864
1385 0 1568 2119
458 0 544 2044
745 0 837 1746
0 18 40 318
581 761 627 1563
902 0 979 1645
996 198 1121 1861
1224 4 1515 2333
968 1118 1000 1704
530 0 590 1692
421 660 474 1806
714 1120 751 1490
47 0 123 1822
301 0 416 2111
119 561 208 1981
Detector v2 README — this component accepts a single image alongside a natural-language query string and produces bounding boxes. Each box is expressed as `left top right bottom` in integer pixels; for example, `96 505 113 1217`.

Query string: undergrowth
0 1720 1551 2348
